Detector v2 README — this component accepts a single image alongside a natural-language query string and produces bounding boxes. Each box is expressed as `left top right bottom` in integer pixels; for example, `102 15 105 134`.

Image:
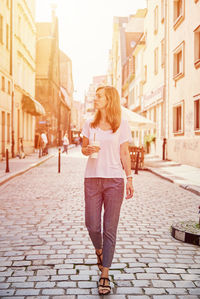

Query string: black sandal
98 277 111 295
95 251 103 272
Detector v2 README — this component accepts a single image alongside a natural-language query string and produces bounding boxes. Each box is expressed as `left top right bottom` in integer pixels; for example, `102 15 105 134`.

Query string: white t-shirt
63 135 69 145
41 133 47 144
81 119 132 178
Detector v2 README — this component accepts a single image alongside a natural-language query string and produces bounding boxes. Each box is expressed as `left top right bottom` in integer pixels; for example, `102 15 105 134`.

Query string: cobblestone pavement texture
0 148 57 186
0 147 200 299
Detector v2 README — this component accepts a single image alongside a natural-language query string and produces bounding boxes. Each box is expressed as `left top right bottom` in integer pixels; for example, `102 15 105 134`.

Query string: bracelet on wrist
126 175 133 180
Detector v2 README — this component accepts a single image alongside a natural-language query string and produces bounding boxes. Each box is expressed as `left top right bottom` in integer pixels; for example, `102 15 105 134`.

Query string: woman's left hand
125 180 134 199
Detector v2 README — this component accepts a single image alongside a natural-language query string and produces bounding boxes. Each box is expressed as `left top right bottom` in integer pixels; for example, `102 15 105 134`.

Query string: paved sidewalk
144 155 200 197
0 146 74 186
1 148 200 197
0 147 199 298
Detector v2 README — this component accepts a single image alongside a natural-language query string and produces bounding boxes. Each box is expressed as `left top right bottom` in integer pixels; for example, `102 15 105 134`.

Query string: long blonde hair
91 86 121 133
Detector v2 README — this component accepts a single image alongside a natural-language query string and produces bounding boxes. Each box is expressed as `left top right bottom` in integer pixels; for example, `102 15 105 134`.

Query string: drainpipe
162 0 168 160
10 0 15 157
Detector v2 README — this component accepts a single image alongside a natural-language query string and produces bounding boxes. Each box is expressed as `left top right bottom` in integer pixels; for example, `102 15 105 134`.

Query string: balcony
122 56 135 90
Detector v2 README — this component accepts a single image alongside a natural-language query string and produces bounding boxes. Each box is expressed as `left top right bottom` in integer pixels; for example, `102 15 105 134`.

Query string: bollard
134 150 139 175
39 147 42 158
162 138 167 160
5 149 10 173
58 148 61 173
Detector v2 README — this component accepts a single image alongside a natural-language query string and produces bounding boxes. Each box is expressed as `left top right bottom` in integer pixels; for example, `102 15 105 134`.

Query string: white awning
22 95 45 116
121 106 156 130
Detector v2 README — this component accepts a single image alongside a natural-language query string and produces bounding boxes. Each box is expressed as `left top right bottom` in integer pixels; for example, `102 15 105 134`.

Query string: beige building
109 1 200 167
35 10 61 146
167 0 200 166
36 8 75 147
111 11 146 101
142 0 166 157
0 0 12 158
123 33 146 147
111 16 128 96
121 10 146 111
60 50 74 143
0 0 44 159
13 0 44 155
84 75 107 119
71 100 84 131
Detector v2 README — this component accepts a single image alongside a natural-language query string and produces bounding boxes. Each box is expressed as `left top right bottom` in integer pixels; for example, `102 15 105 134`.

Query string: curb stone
0 153 55 187
145 168 200 197
180 184 200 197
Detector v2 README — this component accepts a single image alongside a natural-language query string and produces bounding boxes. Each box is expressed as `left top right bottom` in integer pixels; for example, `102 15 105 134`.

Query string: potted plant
144 134 156 153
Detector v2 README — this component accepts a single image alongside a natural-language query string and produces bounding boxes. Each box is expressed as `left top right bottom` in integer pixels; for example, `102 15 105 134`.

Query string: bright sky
35 0 147 102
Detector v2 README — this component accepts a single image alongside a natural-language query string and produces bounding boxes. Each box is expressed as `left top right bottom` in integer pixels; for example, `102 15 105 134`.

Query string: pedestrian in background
81 85 134 295
62 132 69 154
41 131 48 155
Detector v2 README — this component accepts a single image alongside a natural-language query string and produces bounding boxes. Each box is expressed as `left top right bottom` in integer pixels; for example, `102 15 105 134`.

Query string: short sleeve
119 119 132 145
81 119 91 139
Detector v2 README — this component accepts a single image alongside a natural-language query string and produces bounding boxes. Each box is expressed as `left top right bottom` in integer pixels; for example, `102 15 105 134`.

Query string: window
142 65 147 83
139 82 143 98
154 47 158 75
8 81 11 94
173 0 185 30
194 98 200 131
129 55 135 77
173 101 184 134
154 6 158 34
161 0 165 23
0 15 3 44
129 88 135 106
144 31 147 44
6 24 9 49
7 113 10 143
194 25 200 69
18 16 21 38
173 41 184 81
153 107 157 122
2 76 5 91
161 39 165 68
144 65 147 82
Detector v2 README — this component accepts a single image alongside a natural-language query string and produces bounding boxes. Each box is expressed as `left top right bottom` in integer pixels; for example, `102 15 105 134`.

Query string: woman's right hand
81 136 100 156
86 145 100 156
82 145 100 156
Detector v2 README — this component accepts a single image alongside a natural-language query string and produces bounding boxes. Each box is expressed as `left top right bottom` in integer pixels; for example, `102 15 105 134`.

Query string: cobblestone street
0 147 200 299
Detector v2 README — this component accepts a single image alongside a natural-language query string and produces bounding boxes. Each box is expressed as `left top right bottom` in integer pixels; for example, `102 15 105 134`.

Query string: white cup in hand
90 141 100 158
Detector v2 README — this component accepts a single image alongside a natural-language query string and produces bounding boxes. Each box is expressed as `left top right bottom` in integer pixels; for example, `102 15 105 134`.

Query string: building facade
13 0 45 155
167 0 200 166
0 0 45 159
84 75 107 119
111 16 128 96
59 50 74 143
142 0 166 157
0 0 12 158
110 0 200 167
35 11 61 146
121 10 146 110
123 33 146 147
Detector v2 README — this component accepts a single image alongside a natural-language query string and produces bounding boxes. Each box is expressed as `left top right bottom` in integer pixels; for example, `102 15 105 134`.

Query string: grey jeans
84 178 124 268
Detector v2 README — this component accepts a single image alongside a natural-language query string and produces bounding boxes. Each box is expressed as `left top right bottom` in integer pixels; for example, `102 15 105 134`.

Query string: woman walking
81 86 134 295
62 132 69 154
